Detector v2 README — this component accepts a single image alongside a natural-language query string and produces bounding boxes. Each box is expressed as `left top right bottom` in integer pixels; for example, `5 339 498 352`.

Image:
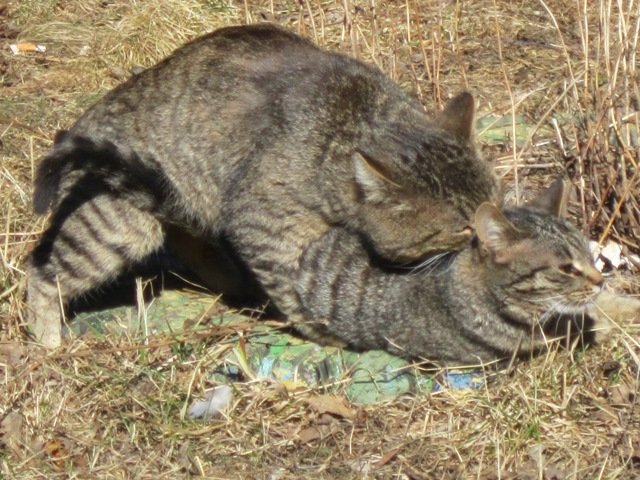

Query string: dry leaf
527 443 545 469
109 66 129 80
285 422 337 444
178 440 202 475
591 407 619 425
602 360 622 377
297 426 324 443
609 382 635 406
630 446 640 467
0 412 23 457
0 342 24 367
279 379 308 393
43 438 70 470
373 447 401 469
305 394 356 420
401 462 432 480
542 463 572 480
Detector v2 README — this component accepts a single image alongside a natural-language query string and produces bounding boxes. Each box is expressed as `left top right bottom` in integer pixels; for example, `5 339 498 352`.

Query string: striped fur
27 24 500 348
292 190 604 365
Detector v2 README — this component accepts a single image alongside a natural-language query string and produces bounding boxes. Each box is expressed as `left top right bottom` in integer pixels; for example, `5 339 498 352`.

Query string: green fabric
71 289 479 404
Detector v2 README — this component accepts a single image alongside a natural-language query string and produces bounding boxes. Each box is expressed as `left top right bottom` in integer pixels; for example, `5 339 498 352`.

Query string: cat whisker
385 252 448 272
547 297 592 316
539 304 562 325
528 296 568 317
410 251 455 276
531 292 594 316
539 293 567 302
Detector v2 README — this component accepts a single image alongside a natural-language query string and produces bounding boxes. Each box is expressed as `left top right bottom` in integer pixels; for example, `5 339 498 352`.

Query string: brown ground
1 1 639 478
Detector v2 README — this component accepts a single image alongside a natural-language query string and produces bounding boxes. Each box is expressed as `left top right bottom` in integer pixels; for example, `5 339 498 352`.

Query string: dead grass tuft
565 0 640 254
1 0 639 478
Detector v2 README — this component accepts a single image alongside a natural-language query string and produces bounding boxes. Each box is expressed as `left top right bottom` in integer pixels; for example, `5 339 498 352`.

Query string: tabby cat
28 24 498 347
292 179 606 365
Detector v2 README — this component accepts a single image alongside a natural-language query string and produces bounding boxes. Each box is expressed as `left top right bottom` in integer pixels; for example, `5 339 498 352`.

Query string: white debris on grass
188 385 233 420
590 240 640 271
9 43 46 55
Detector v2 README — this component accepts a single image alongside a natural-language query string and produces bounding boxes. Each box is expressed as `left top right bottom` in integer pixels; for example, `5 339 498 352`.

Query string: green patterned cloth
71 288 482 403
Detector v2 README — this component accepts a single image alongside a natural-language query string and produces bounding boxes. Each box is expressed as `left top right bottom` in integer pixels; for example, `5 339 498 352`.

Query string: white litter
9 43 46 55
589 239 639 271
188 385 233 420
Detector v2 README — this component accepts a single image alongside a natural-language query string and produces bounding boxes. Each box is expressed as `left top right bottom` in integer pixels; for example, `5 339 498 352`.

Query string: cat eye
559 263 581 276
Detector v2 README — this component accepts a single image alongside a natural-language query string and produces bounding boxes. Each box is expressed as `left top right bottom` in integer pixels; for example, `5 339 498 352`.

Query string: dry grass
1 0 639 478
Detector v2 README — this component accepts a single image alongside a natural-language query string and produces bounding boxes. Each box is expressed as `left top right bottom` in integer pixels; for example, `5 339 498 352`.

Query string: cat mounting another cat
27 24 498 350
27 24 626 365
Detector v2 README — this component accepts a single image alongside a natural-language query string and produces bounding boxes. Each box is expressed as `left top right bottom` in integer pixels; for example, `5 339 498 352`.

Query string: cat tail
34 130 168 214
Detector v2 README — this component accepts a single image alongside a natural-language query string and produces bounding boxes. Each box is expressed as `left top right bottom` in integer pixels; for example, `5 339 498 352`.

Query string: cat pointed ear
353 149 401 202
475 203 519 262
528 177 570 217
437 92 475 141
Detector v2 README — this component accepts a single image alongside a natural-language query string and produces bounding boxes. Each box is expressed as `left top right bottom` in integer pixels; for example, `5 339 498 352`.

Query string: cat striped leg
27 195 164 348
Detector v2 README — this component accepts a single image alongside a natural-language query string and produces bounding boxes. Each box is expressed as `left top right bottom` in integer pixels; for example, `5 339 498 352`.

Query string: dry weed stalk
566 0 640 253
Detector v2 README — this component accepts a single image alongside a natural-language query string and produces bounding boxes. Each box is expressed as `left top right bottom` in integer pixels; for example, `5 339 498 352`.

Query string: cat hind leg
27 194 164 348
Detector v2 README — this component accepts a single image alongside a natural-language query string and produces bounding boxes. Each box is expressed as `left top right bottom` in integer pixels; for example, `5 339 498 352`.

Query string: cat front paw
588 290 640 342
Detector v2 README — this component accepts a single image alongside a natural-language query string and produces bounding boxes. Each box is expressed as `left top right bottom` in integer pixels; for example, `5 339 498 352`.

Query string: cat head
354 178 475 262
353 92 498 262
474 178 603 318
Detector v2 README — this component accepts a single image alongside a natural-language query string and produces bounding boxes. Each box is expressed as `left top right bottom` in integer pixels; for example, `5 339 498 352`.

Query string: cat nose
586 266 604 287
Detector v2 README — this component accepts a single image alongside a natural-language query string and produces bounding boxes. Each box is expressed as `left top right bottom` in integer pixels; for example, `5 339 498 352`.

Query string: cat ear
475 203 520 262
436 92 475 141
353 150 401 202
528 177 570 217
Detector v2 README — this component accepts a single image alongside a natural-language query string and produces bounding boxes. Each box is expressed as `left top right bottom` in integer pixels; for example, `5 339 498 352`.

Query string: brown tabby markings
28 24 498 348
292 180 605 365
